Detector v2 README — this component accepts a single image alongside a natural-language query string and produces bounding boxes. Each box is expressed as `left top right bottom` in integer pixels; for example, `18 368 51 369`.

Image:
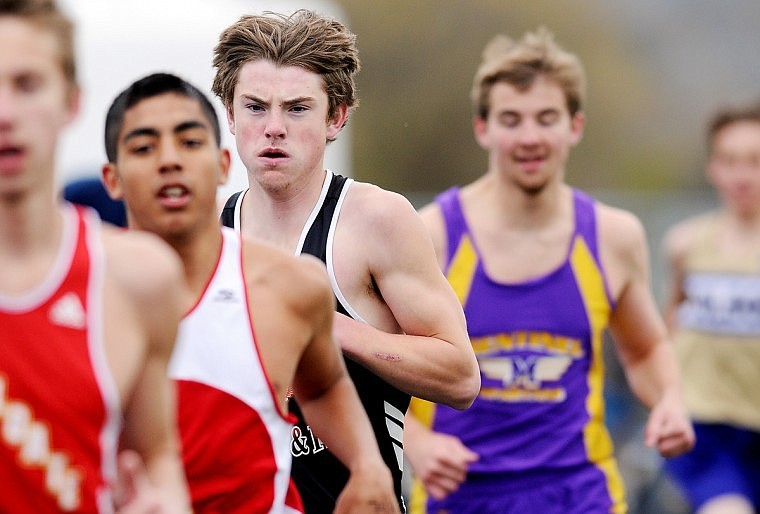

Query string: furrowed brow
283 96 313 108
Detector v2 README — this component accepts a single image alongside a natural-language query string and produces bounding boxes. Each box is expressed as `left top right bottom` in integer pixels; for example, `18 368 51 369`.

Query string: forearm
402 411 429 470
298 375 387 472
622 340 694 458
337 318 479 409
623 340 683 409
403 410 428 444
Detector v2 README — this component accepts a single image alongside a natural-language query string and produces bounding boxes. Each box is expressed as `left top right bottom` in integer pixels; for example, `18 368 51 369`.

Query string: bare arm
401 205 478 498
418 202 449 270
403 407 478 501
334 187 479 409
600 206 694 457
291 257 399 514
109 232 190 512
661 218 699 334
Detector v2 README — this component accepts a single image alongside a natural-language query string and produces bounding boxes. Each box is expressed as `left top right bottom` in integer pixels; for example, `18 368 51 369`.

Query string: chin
518 181 549 196
258 173 292 194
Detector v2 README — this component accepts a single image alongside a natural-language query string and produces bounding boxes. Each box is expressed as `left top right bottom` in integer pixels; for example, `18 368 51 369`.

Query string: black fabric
219 190 242 228
221 176 409 513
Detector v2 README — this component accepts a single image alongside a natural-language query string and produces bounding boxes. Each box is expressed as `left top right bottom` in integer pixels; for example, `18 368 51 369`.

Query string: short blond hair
471 27 585 119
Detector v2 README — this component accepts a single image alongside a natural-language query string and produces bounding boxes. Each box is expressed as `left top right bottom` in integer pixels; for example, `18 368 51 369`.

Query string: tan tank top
675 214 760 430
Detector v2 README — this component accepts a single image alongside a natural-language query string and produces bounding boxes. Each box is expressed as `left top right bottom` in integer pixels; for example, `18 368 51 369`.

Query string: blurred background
345 0 760 194
56 2 760 512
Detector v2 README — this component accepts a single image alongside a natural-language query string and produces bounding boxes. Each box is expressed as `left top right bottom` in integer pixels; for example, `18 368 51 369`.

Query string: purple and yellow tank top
410 187 626 511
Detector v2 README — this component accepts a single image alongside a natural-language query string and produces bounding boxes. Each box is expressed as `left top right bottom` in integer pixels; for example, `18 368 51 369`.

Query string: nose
158 138 182 173
0 86 15 131
264 109 286 139
515 120 542 146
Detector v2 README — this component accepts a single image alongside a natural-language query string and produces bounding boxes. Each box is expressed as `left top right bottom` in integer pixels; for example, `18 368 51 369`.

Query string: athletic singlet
409 187 626 513
222 170 410 514
0 204 121 513
169 227 303 513
674 214 760 430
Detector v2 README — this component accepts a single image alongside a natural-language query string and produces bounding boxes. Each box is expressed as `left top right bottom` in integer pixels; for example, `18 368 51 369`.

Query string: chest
475 228 572 283
174 279 278 409
449 225 611 341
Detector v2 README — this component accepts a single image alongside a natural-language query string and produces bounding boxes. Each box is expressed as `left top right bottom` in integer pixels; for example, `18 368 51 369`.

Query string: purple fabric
425 187 619 510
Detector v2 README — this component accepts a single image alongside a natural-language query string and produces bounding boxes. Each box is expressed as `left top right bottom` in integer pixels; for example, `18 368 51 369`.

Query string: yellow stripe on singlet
408 397 435 514
409 235 478 514
569 235 627 513
445 234 479 305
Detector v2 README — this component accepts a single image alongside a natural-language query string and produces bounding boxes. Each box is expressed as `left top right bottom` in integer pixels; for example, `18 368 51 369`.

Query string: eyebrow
241 94 315 108
123 120 209 143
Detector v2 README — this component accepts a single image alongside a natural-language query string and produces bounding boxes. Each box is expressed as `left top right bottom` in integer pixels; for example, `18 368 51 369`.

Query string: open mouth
259 148 288 159
158 184 190 207
160 185 188 198
0 146 22 156
515 153 545 162
0 145 24 172
515 154 546 168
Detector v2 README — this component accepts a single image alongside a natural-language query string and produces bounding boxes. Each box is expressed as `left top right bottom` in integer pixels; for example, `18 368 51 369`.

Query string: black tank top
221 173 409 513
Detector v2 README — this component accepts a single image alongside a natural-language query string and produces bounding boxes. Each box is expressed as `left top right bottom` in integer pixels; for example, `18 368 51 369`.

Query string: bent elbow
447 368 481 411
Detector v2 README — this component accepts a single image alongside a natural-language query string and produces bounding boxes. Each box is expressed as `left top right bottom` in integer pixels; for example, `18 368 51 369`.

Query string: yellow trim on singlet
408 478 428 514
408 397 434 514
445 234 478 306
569 235 627 513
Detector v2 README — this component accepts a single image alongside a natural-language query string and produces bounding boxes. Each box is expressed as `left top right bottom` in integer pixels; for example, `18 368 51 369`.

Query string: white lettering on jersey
0 374 83 511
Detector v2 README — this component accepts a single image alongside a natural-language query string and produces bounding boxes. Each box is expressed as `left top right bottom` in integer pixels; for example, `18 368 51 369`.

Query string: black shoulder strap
220 190 243 228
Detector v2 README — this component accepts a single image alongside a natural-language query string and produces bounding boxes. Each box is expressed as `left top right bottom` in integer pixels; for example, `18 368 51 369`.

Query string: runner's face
0 17 78 199
104 93 229 238
226 59 345 194
708 120 760 219
474 76 583 195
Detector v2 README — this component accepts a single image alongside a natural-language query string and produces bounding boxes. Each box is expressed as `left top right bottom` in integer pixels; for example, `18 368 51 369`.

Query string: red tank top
0 205 121 513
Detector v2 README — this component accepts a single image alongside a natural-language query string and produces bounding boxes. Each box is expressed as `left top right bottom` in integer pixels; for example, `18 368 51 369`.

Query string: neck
480 171 569 229
242 169 328 248
0 188 64 295
165 222 224 299
0 185 61 256
723 207 760 235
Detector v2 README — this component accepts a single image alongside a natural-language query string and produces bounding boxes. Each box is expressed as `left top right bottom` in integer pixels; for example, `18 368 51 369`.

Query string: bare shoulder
595 201 653 298
596 201 648 256
342 180 427 239
101 226 184 301
417 200 446 262
418 200 444 232
241 238 334 317
662 212 714 261
344 181 418 223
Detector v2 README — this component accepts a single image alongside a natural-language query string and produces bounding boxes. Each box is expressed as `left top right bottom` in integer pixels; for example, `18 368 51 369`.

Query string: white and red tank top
169 227 302 513
0 204 121 513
